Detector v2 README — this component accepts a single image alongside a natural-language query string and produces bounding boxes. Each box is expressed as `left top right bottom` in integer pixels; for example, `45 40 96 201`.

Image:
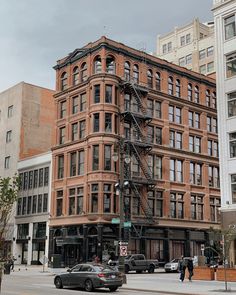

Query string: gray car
164 258 180 272
54 263 123 292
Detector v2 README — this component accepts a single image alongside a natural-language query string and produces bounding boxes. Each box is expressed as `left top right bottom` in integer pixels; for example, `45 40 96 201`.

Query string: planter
190 266 215 280
216 267 236 282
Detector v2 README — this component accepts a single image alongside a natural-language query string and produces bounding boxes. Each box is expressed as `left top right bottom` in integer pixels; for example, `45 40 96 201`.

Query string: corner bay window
92 145 99 170
91 184 98 213
103 184 111 213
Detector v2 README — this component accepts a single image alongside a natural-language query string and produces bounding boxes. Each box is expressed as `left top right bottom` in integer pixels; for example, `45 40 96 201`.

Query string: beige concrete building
156 18 215 77
0 82 55 258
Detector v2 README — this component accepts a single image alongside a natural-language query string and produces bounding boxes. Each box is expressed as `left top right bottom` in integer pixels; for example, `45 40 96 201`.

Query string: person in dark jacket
178 256 187 282
187 258 194 281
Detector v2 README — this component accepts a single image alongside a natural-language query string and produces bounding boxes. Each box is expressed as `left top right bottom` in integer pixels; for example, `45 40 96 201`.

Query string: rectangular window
43 194 48 212
169 106 181 123
191 195 204 220
199 49 206 60
207 62 214 73
59 126 66 144
29 171 33 189
207 46 214 57
209 166 220 188
93 113 100 132
170 159 183 182
155 101 161 118
210 197 221 222
80 93 86 111
79 120 86 139
155 127 162 145
22 197 27 215
37 194 42 213
38 168 43 187
6 130 12 143
104 145 111 170
69 196 75 216
27 196 32 215
200 64 206 74
78 150 84 175
72 96 78 114
230 132 236 158
33 170 38 188
190 162 202 185
167 42 172 52
147 126 154 143
179 57 185 66
70 152 77 176
189 136 201 153
103 184 111 213
156 191 163 217
105 113 112 132
231 174 236 203
91 184 98 213
8 105 13 118
4 156 10 169
56 191 63 216
162 44 167 54
44 167 49 186
105 85 112 103
170 192 184 218
60 101 66 118
186 54 192 65
180 36 185 46
226 52 236 78
94 85 100 103
228 91 236 117
58 155 64 179
23 172 28 190
186 33 191 44
71 122 78 141
224 14 236 40
77 187 83 214
169 130 182 149
32 195 37 213
92 145 99 170
147 99 154 117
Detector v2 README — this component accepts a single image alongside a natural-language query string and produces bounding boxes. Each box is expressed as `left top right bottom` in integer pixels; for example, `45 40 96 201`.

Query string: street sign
39 255 48 265
124 221 132 228
120 245 127 256
201 244 205 251
114 240 119 246
111 218 120 224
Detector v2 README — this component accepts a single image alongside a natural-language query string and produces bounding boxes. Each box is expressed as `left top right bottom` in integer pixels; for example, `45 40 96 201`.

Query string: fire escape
119 80 157 238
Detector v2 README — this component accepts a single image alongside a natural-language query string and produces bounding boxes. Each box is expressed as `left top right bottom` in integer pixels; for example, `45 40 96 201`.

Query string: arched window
147 70 153 88
212 92 216 109
194 86 199 103
61 72 67 91
188 83 193 101
94 56 102 74
206 89 211 107
176 79 181 98
133 64 139 83
124 61 130 81
155 72 161 91
81 62 87 82
168 76 174 95
106 55 115 74
72 66 79 86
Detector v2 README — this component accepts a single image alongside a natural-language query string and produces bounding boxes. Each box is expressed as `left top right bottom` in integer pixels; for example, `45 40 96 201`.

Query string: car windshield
171 259 179 263
125 255 132 260
93 265 114 272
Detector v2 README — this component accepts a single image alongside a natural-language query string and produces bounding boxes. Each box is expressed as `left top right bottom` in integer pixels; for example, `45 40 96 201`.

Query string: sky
0 0 213 92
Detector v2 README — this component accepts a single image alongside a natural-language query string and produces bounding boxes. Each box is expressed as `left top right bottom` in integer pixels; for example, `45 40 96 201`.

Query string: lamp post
112 137 130 275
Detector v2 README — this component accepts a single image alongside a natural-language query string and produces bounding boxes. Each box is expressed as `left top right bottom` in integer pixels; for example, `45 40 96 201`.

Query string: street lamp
112 137 130 276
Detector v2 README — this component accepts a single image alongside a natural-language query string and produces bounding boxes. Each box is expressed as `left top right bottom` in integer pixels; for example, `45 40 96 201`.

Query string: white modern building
13 152 52 265
156 18 215 77
213 0 236 265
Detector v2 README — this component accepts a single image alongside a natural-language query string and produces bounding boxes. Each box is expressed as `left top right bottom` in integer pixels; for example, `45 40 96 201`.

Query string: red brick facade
49 36 220 266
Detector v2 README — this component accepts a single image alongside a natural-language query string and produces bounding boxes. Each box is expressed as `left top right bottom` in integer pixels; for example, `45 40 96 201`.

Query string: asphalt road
1 271 158 295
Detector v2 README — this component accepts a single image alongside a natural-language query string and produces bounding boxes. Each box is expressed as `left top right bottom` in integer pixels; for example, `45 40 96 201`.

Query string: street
2 266 236 295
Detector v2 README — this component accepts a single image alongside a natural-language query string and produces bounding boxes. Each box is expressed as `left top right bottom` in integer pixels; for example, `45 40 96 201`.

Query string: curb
121 287 202 295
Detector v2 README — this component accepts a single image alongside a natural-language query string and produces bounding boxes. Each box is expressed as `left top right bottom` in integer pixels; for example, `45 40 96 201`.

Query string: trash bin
4 263 11 275
50 254 62 268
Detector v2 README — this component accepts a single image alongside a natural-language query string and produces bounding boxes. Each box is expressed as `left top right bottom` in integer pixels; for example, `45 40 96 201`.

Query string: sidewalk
10 265 236 295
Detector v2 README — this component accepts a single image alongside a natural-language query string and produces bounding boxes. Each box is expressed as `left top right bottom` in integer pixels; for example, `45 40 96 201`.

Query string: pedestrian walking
178 256 187 282
187 258 194 281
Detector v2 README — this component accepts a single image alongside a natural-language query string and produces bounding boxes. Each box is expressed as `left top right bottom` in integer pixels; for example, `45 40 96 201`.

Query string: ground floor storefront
48 223 209 268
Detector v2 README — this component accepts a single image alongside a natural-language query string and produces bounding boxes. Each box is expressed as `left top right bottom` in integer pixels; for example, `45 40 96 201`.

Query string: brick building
49 36 220 266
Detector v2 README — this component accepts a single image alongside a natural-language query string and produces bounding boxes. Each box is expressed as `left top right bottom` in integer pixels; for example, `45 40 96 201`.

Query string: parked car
54 263 123 292
164 258 180 272
124 254 159 273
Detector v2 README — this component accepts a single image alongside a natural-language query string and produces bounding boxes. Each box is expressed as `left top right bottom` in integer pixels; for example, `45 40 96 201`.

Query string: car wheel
54 277 63 289
125 265 129 274
84 279 93 292
109 286 118 292
148 265 154 273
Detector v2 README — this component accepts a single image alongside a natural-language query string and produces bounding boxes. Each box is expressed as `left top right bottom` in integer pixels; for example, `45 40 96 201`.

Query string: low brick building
49 36 220 267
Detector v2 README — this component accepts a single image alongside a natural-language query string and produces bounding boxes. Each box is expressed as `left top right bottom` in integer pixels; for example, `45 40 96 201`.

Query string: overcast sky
0 0 213 92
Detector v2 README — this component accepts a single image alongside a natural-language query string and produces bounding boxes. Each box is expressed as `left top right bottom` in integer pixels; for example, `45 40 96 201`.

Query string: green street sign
124 221 132 228
112 218 120 224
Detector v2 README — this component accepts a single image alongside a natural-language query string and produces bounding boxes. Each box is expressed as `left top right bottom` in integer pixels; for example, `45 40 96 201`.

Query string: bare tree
0 175 20 293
